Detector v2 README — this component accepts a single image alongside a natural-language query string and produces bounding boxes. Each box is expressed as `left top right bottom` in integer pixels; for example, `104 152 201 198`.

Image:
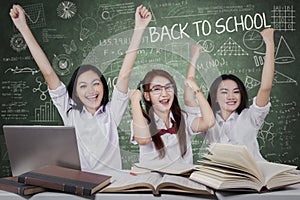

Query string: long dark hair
66 65 109 113
138 69 187 159
207 74 248 115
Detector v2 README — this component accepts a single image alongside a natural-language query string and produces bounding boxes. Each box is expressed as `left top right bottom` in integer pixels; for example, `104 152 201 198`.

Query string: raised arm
185 77 215 132
129 89 151 145
9 5 61 90
184 45 202 107
116 5 152 93
184 45 215 132
256 28 275 107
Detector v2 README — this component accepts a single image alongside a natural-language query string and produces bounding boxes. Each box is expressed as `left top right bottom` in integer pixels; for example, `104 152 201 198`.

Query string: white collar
81 105 104 116
216 110 238 125
153 111 174 129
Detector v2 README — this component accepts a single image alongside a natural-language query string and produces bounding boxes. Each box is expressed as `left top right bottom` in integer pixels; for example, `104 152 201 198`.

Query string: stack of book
0 165 111 197
190 143 300 192
0 164 215 197
0 176 45 196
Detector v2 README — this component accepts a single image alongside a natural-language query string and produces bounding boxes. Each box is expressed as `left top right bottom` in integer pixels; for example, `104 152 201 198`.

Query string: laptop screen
3 125 81 176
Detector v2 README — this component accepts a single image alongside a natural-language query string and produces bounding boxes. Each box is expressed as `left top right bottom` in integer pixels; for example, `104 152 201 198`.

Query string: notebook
3 125 81 176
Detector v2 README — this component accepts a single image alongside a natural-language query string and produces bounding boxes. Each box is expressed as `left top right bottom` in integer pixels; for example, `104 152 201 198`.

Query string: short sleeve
248 96 271 128
110 86 129 126
48 82 72 123
184 105 202 116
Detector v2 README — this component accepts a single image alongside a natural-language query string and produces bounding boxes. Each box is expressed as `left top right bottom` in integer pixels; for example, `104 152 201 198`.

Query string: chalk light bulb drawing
79 17 98 41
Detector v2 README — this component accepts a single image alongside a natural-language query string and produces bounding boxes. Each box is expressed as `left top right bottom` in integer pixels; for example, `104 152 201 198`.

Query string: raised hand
135 5 152 30
260 28 274 46
191 45 203 60
9 4 28 31
129 89 142 103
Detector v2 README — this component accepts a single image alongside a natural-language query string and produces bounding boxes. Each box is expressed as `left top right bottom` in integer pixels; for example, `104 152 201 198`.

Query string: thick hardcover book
18 165 111 196
190 143 300 192
0 177 45 196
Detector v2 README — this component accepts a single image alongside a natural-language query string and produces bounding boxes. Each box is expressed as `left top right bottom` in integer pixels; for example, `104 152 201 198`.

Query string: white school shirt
48 83 128 172
203 97 271 161
131 106 199 166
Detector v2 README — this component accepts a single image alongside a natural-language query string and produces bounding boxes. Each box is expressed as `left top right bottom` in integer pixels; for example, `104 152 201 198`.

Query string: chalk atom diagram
52 54 73 76
10 34 27 52
214 37 248 56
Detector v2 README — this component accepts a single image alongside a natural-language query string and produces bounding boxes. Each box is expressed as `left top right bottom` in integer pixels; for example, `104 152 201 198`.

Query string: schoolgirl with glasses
129 51 215 167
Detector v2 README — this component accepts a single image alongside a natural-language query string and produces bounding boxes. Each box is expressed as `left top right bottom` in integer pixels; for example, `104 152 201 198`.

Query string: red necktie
158 127 176 136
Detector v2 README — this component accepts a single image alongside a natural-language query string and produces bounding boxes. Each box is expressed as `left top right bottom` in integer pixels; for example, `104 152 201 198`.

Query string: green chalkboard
0 0 299 177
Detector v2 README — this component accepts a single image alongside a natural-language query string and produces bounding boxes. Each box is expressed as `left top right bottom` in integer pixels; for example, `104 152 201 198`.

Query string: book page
190 170 261 191
266 171 300 189
157 174 213 195
198 164 261 183
100 172 162 193
256 161 298 186
205 143 263 181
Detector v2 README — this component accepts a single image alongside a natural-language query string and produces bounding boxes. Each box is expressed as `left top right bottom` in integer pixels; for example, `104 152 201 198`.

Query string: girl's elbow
135 137 151 145
197 117 215 132
207 116 216 128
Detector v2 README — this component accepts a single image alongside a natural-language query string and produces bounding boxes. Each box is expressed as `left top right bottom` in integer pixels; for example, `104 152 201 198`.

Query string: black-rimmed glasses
147 83 175 95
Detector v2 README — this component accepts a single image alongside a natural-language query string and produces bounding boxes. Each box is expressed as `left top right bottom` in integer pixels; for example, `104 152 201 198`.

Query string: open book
189 143 300 192
100 171 214 196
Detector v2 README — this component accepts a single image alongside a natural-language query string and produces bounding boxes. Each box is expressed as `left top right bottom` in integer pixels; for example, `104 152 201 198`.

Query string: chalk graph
271 5 296 31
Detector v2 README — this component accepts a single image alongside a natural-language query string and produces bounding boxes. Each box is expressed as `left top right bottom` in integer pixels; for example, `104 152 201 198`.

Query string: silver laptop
3 125 81 176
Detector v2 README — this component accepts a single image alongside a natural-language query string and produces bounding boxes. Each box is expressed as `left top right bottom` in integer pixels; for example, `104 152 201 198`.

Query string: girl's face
216 79 241 115
144 75 175 114
76 70 104 114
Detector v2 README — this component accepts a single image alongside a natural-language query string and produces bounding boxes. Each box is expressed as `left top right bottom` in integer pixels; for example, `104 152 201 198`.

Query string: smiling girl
129 52 215 167
9 4 152 172
187 28 275 161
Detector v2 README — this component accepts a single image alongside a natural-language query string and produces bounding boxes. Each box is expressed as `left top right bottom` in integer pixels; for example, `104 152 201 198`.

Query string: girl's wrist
194 88 203 95
18 25 30 33
134 26 146 31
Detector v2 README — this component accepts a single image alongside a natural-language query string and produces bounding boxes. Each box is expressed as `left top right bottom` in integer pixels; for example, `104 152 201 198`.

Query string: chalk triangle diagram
275 36 295 64
165 43 189 64
274 70 297 85
146 2 157 23
215 37 248 56
245 75 260 90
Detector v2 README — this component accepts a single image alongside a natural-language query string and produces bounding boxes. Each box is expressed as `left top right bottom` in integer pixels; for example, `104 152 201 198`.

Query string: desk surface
0 191 216 200
1 184 300 200
216 183 300 200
